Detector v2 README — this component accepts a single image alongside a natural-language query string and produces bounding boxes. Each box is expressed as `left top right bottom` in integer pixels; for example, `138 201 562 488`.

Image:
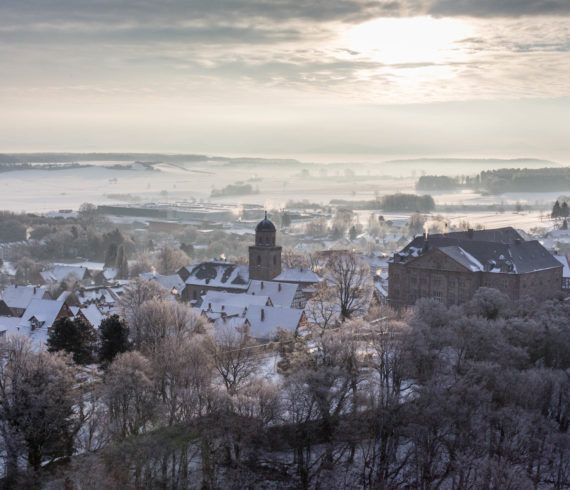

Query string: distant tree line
330 193 435 212
479 167 570 193
210 183 259 198
415 175 458 191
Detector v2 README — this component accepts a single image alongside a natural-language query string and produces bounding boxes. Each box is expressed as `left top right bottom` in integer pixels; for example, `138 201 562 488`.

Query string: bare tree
305 282 341 337
324 252 373 320
206 323 262 395
282 249 310 270
155 245 189 275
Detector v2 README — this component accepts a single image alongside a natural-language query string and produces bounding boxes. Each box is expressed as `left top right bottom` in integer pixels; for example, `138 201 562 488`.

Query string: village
0 200 568 488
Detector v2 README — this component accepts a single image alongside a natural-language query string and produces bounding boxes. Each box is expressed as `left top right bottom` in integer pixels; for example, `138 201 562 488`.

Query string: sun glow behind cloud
342 16 474 65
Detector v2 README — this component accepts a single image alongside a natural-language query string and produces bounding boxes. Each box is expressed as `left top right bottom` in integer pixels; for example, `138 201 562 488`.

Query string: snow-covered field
0 160 562 233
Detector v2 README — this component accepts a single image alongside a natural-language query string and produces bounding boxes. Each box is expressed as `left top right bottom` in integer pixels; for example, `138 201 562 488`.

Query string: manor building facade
388 227 562 307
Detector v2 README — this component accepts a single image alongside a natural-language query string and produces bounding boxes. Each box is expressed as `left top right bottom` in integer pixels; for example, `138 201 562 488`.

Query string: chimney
468 228 474 239
278 283 282 291
221 305 224 311
261 281 264 289
33 287 36 294
208 302 212 311
261 308 265 321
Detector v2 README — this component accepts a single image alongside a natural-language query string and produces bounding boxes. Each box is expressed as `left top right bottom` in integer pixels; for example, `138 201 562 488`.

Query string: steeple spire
265 210 268 220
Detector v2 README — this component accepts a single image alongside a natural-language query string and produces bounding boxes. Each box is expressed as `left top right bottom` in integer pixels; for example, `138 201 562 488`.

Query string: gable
406 248 473 273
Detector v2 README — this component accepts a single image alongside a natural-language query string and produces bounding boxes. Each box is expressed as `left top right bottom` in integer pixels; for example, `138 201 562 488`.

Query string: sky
1 0 569 161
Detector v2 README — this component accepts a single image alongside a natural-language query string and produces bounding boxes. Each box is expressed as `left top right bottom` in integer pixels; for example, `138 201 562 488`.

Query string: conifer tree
47 316 97 365
99 314 131 365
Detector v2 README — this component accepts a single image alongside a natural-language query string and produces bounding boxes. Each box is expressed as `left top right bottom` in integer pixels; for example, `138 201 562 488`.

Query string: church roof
255 211 276 233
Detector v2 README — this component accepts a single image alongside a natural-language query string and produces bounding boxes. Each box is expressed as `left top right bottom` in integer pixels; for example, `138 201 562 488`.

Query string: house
139 272 185 296
75 285 121 307
198 290 272 312
554 255 570 292
179 261 250 302
245 305 306 339
246 280 305 308
0 285 50 316
273 268 321 289
15 299 74 347
71 304 106 329
40 265 93 285
202 304 306 340
389 227 563 307
57 290 81 307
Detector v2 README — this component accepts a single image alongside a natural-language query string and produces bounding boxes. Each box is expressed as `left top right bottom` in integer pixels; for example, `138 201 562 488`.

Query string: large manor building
388 227 562 307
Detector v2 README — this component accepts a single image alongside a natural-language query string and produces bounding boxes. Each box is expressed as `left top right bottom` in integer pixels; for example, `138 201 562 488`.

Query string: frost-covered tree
104 352 156 439
155 245 189 275
0 336 77 480
128 298 206 354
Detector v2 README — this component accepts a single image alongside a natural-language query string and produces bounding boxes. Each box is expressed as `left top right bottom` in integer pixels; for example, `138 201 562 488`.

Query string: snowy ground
0 160 563 233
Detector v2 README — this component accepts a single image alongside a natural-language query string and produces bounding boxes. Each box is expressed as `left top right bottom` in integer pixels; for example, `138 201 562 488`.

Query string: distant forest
331 193 435 212
416 167 570 194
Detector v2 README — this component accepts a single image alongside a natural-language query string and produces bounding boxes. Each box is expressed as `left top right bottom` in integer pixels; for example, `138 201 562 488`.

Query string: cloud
429 0 570 18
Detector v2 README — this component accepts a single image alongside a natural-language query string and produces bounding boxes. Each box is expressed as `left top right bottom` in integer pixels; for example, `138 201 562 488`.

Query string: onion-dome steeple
255 211 276 233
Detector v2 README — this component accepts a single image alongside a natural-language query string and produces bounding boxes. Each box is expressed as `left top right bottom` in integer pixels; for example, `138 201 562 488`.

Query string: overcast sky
1 0 569 161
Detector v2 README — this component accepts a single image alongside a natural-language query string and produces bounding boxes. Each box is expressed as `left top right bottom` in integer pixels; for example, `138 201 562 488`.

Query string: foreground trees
0 337 77 485
1 287 569 488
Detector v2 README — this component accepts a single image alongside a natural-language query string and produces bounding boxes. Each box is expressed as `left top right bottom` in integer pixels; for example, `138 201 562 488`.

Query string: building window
257 255 262 265
273 256 277 265
433 274 442 287
433 291 442 303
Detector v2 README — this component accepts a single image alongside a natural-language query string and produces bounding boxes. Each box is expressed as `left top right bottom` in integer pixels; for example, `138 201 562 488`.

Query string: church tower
249 211 282 280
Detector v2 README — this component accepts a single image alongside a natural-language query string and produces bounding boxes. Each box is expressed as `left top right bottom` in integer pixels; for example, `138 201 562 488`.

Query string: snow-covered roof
184 262 249 289
199 291 271 312
17 299 67 346
212 315 249 332
0 316 23 336
41 265 90 283
103 268 118 281
439 246 485 272
245 305 304 339
77 304 105 328
1 285 48 310
139 272 185 293
554 255 570 278
274 268 321 284
247 280 299 308
202 303 304 339
397 230 560 275
76 286 119 305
